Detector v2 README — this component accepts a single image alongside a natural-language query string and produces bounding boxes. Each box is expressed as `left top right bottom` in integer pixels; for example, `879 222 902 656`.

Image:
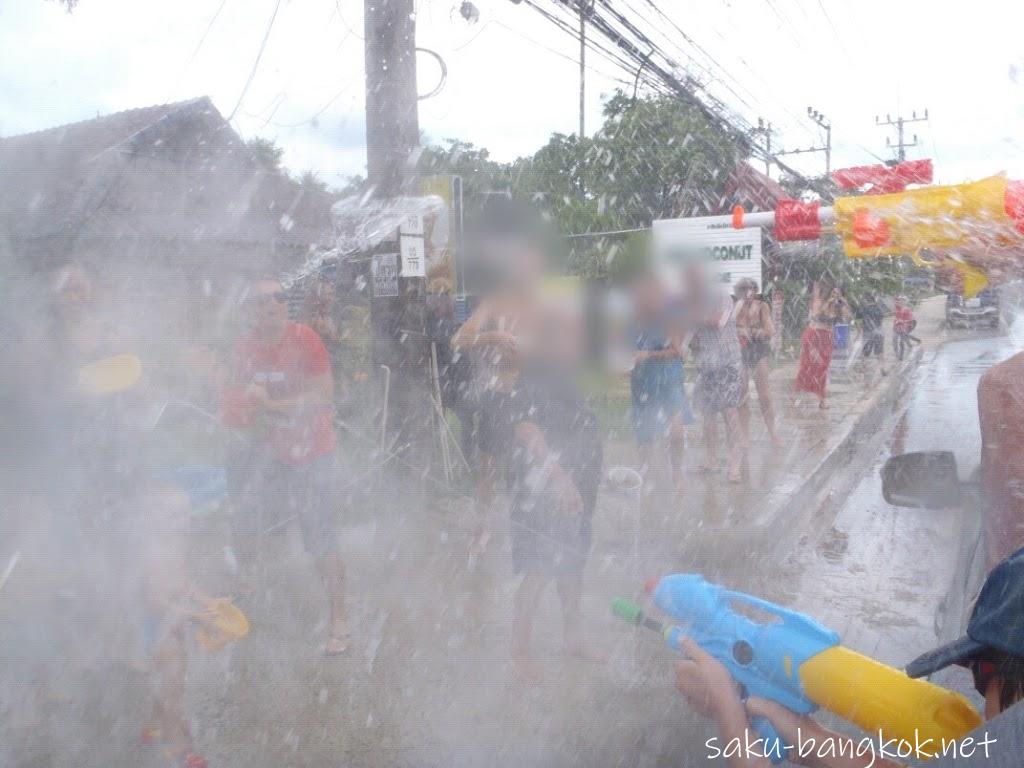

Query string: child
507 299 603 683
629 272 691 498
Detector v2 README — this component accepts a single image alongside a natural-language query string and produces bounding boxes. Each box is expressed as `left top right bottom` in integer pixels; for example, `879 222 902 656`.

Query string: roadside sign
371 253 400 297
652 215 763 294
399 222 426 278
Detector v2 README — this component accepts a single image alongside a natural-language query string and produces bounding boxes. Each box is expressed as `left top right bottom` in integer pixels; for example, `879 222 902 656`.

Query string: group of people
855 290 918 380
627 269 781 487
5 208 1001 768
4 263 354 768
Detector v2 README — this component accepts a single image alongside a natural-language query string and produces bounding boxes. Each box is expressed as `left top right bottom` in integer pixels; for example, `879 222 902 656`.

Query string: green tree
246 136 286 173
415 92 749 277
418 139 511 214
514 90 749 276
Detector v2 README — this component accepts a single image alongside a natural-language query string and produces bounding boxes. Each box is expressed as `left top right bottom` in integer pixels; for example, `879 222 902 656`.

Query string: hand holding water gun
613 575 981 765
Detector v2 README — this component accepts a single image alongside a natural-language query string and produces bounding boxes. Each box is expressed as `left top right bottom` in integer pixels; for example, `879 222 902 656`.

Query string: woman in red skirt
794 281 847 410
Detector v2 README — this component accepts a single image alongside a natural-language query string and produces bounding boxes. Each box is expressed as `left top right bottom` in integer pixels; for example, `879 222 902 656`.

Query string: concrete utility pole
876 109 928 163
364 0 420 196
364 0 432 481
776 107 832 177
579 0 587 140
755 118 774 177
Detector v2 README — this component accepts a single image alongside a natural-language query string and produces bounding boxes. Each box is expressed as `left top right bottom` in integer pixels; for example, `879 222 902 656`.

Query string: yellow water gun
727 167 1024 297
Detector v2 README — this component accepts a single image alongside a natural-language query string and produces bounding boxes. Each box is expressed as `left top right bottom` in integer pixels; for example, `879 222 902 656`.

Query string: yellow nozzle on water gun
800 646 981 757
907 250 989 298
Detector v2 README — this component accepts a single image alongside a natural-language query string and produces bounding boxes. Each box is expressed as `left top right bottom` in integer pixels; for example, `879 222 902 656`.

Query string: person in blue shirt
629 273 693 498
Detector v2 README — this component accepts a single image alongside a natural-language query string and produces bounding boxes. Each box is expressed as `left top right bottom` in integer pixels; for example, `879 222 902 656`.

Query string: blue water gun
613 574 981 764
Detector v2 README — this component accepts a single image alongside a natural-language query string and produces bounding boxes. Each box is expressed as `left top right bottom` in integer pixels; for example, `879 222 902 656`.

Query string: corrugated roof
0 97 333 252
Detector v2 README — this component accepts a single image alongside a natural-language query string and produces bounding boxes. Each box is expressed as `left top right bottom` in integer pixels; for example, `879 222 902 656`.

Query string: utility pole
876 108 928 163
363 0 431 480
754 118 774 177
775 107 832 177
579 0 586 140
364 0 419 196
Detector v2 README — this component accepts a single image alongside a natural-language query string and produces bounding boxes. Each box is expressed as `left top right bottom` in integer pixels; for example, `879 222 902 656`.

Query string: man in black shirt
856 292 887 379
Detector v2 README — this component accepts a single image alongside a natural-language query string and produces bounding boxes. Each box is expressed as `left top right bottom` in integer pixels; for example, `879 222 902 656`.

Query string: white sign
400 234 426 278
371 253 400 297
400 213 425 237
652 215 763 294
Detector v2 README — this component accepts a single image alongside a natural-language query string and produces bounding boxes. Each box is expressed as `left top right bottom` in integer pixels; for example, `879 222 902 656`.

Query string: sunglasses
969 659 997 696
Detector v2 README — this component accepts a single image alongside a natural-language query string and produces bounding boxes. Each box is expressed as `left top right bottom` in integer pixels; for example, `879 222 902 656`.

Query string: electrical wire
227 0 284 122
270 83 356 128
519 0 668 94
182 0 231 75
416 47 448 100
524 0 830 193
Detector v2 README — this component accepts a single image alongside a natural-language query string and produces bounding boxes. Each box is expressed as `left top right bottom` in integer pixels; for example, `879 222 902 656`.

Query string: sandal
165 747 208 768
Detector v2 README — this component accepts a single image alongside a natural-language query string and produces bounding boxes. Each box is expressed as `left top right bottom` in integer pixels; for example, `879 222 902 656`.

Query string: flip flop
165 747 208 768
321 634 351 657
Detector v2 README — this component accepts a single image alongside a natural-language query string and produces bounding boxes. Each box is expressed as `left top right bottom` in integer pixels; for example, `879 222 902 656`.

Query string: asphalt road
781 332 1021 707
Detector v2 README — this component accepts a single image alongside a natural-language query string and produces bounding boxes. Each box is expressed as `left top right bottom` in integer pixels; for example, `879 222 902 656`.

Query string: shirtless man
452 203 546 555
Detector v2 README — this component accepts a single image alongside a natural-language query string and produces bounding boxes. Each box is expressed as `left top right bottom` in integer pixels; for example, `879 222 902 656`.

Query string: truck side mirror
881 451 962 509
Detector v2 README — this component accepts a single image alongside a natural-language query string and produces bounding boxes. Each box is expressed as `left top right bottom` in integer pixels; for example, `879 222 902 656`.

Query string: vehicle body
946 287 999 329
902 274 934 294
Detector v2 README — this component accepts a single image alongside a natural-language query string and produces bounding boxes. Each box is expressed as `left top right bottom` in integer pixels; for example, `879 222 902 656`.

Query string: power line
814 0 854 64
227 0 284 122
536 0 828 191
168 0 231 101
183 0 231 74
483 19 635 87
519 0 668 93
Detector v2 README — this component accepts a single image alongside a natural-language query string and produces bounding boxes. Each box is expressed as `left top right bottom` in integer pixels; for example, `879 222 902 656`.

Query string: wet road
783 332 1020 695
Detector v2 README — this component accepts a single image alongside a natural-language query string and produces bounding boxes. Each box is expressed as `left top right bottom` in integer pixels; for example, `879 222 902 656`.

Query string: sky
3 0 1024 190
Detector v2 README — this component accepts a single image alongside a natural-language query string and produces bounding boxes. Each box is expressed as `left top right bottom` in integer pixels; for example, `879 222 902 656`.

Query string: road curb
755 345 926 561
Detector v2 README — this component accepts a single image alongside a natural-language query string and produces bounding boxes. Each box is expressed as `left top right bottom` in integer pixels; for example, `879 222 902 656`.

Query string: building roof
0 97 334 258
725 161 787 212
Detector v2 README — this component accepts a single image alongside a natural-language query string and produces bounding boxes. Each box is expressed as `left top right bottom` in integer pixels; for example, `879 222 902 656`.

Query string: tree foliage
420 90 750 277
246 136 286 173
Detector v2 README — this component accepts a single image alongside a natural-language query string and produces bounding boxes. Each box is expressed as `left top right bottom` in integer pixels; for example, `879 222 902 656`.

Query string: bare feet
512 651 542 684
322 629 351 657
469 529 490 556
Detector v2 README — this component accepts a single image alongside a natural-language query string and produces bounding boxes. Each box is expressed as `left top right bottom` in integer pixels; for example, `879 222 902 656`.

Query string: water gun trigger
750 715 787 765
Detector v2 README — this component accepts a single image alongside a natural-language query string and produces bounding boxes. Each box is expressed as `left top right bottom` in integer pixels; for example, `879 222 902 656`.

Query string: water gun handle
750 715 787 765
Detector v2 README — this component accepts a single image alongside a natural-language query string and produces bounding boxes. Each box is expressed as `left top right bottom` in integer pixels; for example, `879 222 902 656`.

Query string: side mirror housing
881 451 962 509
